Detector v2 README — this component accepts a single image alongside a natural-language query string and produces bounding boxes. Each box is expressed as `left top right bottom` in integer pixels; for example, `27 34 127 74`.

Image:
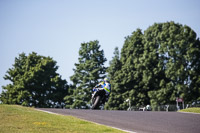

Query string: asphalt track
37 108 200 133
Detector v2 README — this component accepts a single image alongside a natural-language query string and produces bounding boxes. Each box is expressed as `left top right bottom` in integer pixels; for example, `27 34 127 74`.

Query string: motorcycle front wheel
91 96 101 109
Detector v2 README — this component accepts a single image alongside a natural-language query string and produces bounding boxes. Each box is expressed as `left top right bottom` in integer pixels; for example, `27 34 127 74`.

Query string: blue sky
0 0 200 93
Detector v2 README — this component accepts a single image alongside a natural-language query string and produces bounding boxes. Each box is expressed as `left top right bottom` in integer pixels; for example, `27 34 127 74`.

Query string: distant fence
127 103 200 112
129 105 175 111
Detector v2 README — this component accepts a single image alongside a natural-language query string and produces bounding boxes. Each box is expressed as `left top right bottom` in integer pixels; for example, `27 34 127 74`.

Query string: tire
91 96 101 109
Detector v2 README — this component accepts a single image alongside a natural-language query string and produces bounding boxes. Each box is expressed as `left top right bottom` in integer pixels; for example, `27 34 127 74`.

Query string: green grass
179 107 200 114
0 104 126 133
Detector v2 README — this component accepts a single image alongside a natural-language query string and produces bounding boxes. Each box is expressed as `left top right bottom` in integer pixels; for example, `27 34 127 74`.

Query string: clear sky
0 0 200 94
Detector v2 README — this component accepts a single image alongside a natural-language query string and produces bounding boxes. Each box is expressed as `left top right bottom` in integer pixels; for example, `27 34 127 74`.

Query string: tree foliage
144 22 200 106
1 21 199 110
64 40 107 109
106 22 200 110
0 52 69 107
105 47 122 110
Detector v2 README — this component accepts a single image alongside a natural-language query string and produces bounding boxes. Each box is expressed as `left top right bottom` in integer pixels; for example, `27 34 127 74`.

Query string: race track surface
37 108 200 133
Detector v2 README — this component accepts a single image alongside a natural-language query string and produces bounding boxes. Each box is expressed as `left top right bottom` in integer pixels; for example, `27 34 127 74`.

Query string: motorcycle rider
93 77 111 103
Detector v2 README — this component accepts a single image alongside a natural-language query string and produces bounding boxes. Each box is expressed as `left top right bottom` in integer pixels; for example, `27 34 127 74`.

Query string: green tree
143 22 200 107
106 47 121 80
119 29 145 109
64 40 107 109
189 38 200 102
105 22 200 110
0 52 69 107
106 29 145 110
104 47 122 110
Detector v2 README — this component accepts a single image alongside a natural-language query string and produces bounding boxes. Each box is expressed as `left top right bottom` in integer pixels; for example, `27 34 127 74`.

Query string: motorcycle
91 87 107 109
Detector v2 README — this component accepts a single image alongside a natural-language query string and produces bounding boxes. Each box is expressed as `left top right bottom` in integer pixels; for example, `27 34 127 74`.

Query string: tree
0 52 69 107
142 22 200 107
106 47 121 80
64 40 107 109
189 39 200 102
104 47 122 110
119 29 146 109
105 22 200 110
106 29 145 110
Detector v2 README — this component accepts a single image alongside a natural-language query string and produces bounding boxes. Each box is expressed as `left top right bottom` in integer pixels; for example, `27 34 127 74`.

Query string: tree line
1 22 200 109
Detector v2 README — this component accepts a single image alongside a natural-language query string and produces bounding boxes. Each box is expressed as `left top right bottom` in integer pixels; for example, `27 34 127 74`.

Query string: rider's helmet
104 77 109 82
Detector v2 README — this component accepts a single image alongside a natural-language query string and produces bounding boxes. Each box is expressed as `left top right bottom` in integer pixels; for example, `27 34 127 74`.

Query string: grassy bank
179 107 200 114
0 105 125 133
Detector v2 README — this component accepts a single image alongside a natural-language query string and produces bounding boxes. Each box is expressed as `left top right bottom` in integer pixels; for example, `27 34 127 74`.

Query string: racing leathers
93 81 111 102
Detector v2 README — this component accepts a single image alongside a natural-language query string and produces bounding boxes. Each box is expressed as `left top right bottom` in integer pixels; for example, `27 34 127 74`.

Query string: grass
0 104 126 133
179 107 200 114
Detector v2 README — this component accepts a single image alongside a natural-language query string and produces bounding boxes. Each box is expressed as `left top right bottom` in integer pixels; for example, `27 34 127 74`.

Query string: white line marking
35 109 137 133
178 111 200 115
